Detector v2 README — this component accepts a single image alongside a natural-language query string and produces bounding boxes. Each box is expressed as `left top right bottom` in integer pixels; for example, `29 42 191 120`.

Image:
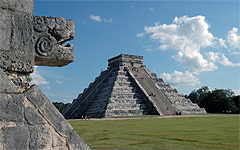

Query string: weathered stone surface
0 69 18 93
0 0 89 149
0 8 11 51
2 126 29 150
25 106 45 125
26 85 67 134
0 94 24 122
33 16 75 67
0 0 34 14
29 124 51 149
26 85 90 149
67 130 90 150
0 2 34 73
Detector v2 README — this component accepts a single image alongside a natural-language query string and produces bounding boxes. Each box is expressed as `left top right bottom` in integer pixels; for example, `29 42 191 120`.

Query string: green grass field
69 116 239 150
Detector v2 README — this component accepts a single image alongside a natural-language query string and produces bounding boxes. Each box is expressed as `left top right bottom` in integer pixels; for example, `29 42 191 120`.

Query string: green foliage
231 96 240 113
187 87 238 113
52 102 71 114
69 116 239 149
26 74 32 82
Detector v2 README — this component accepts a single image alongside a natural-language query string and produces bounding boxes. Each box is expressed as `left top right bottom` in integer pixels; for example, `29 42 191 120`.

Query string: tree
187 86 210 103
201 89 237 113
231 96 240 113
52 102 71 114
188 87 238 113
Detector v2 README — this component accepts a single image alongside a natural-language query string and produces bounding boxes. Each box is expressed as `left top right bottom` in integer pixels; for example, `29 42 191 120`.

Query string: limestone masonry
0 0 89 149
63 54 206 119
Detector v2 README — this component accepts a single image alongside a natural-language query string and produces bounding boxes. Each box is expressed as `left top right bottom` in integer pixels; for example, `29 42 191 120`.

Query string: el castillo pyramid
63 54 206 118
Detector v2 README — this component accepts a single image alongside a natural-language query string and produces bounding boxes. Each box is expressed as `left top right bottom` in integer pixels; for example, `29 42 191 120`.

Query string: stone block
26 85 90 149
0 69 17 93
0 94 24 122
25 106 45 125
0 8 11 51
26 85 75 134
67 130 90 150
0 0 34 14
2 126 28 149
29 124 51 149
0 10 34 73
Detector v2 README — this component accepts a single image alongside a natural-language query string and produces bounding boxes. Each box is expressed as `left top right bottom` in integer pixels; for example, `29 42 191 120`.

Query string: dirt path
67 114 239 121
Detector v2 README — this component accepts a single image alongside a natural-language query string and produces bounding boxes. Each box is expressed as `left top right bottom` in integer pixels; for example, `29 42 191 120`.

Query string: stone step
105 109 149 116
100 85 134 92
106 103 148 110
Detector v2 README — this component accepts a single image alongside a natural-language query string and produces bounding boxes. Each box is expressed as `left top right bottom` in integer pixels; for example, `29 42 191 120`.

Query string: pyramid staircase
63 54 206 119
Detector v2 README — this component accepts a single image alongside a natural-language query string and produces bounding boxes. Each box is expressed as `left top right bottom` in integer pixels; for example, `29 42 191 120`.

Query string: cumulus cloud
144 16 214 51
206 52 240 67
215 37 227 48
30 66 50 85
206 51 219 62
89 15 102 22
218 54 240 67
160 70 200 87
139 15 236 74
173 50 217 74
227 27 240 49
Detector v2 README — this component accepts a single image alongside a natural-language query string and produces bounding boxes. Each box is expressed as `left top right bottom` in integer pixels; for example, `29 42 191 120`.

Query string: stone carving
64 54 206 119
0 0 89 149
33 16 75 67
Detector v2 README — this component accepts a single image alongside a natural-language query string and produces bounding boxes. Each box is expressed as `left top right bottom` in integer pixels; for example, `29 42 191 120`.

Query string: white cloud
139 15 230 74
149 8 154 12
89 15 113 23
89 15 102 22
144 45 152 51
218 54 240 67
42 86 50 90
215 37 227 48
30 66 50 85
233 89 240 95
227 27 240 49
144 15 214 51
136 32 145 38
206 52 240 67
173 50 217 74
160 70 200 87
104 18 113 23
56 79 63 84
206 51 219 62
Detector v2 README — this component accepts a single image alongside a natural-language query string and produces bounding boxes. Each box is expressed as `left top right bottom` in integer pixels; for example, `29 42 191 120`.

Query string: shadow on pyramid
64 54 206 119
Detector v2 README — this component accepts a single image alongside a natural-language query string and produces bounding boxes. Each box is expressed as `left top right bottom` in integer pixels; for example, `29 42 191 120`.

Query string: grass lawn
69 116 239 149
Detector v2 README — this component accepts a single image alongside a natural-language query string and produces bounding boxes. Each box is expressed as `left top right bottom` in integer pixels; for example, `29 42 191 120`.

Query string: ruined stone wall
0 0 90 149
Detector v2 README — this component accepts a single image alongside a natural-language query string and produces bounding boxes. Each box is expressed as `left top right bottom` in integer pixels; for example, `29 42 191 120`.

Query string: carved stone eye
35 36 53 56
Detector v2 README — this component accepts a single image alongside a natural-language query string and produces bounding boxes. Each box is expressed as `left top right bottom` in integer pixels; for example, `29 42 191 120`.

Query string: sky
32 0 240 103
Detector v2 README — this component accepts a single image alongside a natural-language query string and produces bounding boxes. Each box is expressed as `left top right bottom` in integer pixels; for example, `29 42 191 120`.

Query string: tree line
186 86 239 114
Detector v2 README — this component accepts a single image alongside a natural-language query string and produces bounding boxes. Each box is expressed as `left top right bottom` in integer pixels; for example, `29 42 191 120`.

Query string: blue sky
32 0 240 103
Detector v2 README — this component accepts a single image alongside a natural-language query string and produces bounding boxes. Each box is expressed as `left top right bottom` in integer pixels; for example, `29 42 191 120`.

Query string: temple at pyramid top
63 54 206 119
108 54 143 68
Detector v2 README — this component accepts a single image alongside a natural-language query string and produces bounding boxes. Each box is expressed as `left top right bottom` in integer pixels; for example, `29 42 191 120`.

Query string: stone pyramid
63 54 206 118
